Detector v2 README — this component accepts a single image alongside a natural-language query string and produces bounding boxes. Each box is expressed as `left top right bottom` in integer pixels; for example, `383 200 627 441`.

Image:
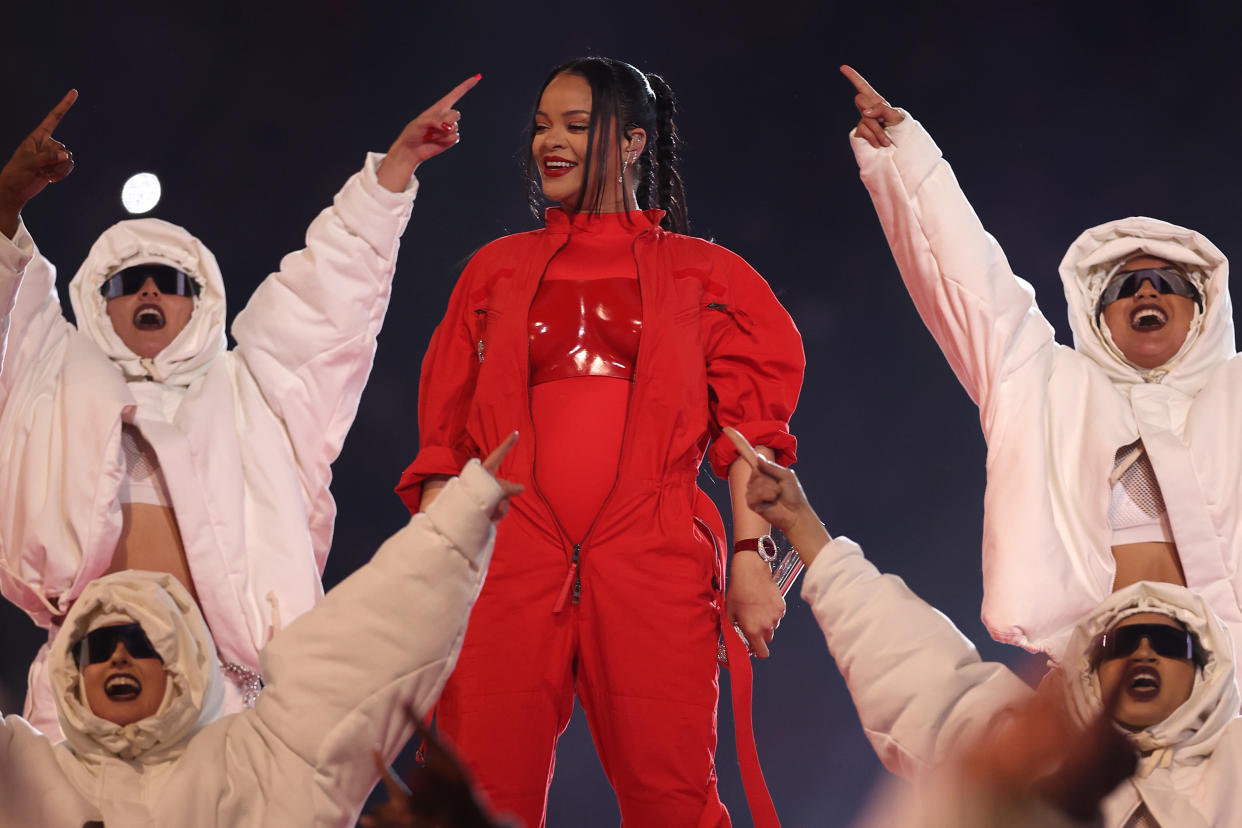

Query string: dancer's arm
230 76 479 533
0 91 77 390
0 93 92 626
252 434 522 818
842 66 1057 432
727 428 1032 775
0 90 76 239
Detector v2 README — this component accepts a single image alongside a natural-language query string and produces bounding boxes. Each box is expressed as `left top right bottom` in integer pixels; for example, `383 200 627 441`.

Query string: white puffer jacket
803 537 1242 827
852 114 1242 666
0 462 500 828
0 152 416 736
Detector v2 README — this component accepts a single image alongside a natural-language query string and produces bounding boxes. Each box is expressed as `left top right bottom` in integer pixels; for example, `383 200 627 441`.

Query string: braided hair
525 57 689 234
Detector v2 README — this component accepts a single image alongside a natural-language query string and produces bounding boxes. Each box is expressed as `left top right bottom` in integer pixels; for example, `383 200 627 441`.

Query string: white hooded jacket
802 536 1242 827
852 114 1242 665
0 461 501 828
0 153 416 734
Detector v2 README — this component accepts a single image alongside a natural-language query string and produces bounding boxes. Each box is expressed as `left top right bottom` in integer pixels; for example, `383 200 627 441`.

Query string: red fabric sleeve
395 258 486 513
702 248 804 477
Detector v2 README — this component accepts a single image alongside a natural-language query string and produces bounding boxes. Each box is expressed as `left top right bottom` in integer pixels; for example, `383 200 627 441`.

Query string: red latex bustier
528 278 642 385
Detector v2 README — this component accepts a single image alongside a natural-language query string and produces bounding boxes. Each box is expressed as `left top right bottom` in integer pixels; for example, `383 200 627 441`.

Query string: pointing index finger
723 426 762 471
840 65 878 98
481 431 519 475
434 74 481 112
35 89 78 139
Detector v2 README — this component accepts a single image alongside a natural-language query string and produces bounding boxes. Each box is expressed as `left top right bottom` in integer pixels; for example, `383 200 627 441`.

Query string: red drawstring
721 604 781 827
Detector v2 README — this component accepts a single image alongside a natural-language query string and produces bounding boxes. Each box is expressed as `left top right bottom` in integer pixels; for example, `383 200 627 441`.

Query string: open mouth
1129 304 1168 332
1125 665 1161 701
542 156 577 178
133 304 166 331
104 673 143 701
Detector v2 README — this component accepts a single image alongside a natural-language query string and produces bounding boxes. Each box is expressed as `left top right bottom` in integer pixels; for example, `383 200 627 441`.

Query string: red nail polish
473 73 482 80
422 127 441 142
441 122 455 131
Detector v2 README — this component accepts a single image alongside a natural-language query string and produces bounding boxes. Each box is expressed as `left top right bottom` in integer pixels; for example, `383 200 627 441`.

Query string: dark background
3 2 1241 825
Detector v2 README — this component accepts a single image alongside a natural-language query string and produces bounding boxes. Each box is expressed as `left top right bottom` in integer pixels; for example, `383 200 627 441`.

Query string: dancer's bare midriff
106 503 199 601
1112 541 1186 591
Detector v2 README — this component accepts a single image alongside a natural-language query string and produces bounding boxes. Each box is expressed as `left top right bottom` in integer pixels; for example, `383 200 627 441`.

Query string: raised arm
375 74 480 191
727 428 1031 776
230 76 480 503
841 66 1056 429
0 90 77 239
0 91 77 383
252 434 522 816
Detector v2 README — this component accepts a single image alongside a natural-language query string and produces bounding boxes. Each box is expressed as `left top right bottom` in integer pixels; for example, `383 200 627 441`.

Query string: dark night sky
4 2 1242 825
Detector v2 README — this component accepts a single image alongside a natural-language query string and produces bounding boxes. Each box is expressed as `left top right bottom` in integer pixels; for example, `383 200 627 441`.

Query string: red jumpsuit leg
435 518 577 828
575 530 730 827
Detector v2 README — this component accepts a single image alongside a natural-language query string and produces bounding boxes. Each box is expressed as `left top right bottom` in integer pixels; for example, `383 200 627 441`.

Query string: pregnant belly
531 376 630 541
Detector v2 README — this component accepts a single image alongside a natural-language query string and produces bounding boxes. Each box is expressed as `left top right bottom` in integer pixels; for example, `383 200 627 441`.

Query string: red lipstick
542 155 577 178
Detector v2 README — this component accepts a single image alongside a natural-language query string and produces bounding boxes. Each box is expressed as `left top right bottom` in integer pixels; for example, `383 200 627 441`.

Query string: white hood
1059 216 1233 392
48 571 225 764
1062 581 1239 773
68 218 227 385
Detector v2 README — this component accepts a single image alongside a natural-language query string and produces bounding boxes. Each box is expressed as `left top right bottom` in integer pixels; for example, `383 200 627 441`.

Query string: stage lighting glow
121 172 161 214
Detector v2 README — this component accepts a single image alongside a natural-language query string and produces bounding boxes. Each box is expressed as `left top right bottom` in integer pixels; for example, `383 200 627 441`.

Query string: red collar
544 207 665 234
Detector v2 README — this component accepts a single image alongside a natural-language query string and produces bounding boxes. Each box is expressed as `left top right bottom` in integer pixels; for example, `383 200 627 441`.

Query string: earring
618 150 637 184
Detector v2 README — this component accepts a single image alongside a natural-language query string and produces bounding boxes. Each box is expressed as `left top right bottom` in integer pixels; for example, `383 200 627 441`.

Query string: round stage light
121 172 161 214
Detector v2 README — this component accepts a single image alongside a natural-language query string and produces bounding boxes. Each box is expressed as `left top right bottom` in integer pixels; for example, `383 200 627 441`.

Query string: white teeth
545 161 575 168
1131 307 1168 328
1128 667 1160 692
105 675 141 697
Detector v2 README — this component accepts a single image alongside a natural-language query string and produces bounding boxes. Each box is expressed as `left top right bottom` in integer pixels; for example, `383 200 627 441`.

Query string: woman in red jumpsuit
397 57 804 827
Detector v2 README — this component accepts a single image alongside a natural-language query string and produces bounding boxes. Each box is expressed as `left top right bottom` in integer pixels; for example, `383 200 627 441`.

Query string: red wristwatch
734 534 778 565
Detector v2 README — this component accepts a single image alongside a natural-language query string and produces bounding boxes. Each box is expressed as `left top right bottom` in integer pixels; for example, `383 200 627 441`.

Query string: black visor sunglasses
99 264 200 300
73 622 162 668
1092 622 1200 666
1097 267 1201 316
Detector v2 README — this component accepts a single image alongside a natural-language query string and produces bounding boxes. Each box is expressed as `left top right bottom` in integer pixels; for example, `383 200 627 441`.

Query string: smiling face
532 72 633 213
1096 612 1197 731
80 636 168 726
1100 256 1197 370
104 275 194 359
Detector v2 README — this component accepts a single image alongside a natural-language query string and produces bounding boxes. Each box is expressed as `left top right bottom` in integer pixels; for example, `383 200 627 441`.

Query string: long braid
644 72 688 234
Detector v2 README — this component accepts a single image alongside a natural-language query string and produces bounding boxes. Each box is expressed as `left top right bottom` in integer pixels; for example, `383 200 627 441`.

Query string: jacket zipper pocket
706 301 754 335
473 308 488 362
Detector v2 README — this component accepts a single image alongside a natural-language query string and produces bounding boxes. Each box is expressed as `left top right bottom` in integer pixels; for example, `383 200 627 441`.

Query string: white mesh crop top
119 423 173 508
1108 440 1173 545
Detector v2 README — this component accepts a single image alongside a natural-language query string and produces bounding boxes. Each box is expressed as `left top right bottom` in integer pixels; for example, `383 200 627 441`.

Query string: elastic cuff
799 536 863 603
708 423 797 477
331 153 417 257
362 151 420 202
886 112 944 189
0 218 34 270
